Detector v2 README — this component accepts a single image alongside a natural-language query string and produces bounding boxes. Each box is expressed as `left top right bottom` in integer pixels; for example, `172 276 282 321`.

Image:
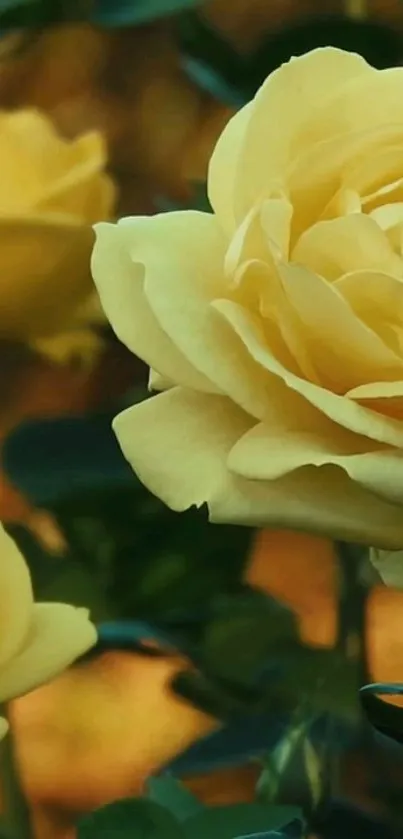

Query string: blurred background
1 1 403 838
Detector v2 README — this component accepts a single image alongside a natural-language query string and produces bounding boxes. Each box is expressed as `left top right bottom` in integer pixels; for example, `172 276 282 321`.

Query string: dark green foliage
77 787 302 839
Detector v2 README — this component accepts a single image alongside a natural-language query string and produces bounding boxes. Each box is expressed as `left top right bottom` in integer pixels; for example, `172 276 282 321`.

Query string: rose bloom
0 109 114 363
0 523 96 738
93 47 403 549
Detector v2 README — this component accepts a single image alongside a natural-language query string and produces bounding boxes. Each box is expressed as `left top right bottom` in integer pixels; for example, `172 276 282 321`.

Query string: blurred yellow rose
0 109 114 363
92 47 403 549
0 523 96 737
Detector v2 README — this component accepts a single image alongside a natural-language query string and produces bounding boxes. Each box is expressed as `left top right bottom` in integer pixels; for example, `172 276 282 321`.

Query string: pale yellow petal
0 525 32 668
208 103 253 233
113 387 403 548
228 399 403 507
278 262 403 390
234 48 373 223
343 146 403 200
230 260 321 384
0 604 97 703
117 212 271 419
335 270 403 354
347 381 403 400
292 214 403 280
313 66 403 150
92 220 216 394
225 197 293 276
346 380 403 420
212 298 403 448
289 125 403 239
148 370 174 392
114 388 254 513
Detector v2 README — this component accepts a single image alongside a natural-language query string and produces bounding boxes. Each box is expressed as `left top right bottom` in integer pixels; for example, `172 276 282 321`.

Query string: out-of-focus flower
0 522 96 737
0 108 114 363
93 47 403 549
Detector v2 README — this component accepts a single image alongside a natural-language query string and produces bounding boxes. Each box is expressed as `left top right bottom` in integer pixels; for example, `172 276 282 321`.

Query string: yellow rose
0 523 96 738
0 109 114 362
92 47 403 550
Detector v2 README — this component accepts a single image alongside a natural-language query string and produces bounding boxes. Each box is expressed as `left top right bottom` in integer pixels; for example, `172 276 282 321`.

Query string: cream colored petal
369 204 403 253
148 370 174 392
292 214 403 280
92 220 216 394
278 262 403 390
0 604 97 703
114 387 254 513
364 179 403 215
320 188 362 221
0 525 32 668
0 216 95 340
346 381 403 420
343 146 403 199
313 66 403 151
113 387 403 548
228 402 403 507
231 260 321 384
225 197 293 276
348 381 403 400
289 125 403 240
234 48 373 223
212 298 403 448
335 270 403 354
370 203 403 232
118 212 271 420
208 103 253 233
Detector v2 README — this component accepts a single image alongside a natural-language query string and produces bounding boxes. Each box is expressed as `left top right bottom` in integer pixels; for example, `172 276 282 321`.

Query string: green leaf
77 798 185 839
183 803 302 839
147 778 203 822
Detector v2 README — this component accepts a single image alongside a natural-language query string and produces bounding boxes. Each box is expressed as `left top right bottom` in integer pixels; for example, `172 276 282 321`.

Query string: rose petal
0 525 32 668
122 212 272 419
115 387 253 511
292 214 403 280
113 387 403 548
335 270 403 354
208 103 253 233
225 197 293 276
0 604 97 703
343 146 403 199
346 380 403 420
231 260 321 384
212 298 403 448
277 262 403 390
233 48 372 223
92 220 216 394
289 125 403 239
227 392 403 507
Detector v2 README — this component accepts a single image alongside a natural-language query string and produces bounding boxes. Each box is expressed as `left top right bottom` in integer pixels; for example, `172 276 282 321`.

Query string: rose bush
0 109 114 363
0 523 96 738
92 47 403 549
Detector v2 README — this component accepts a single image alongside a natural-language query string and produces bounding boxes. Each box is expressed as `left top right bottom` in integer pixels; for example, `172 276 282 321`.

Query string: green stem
0 704 34 839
